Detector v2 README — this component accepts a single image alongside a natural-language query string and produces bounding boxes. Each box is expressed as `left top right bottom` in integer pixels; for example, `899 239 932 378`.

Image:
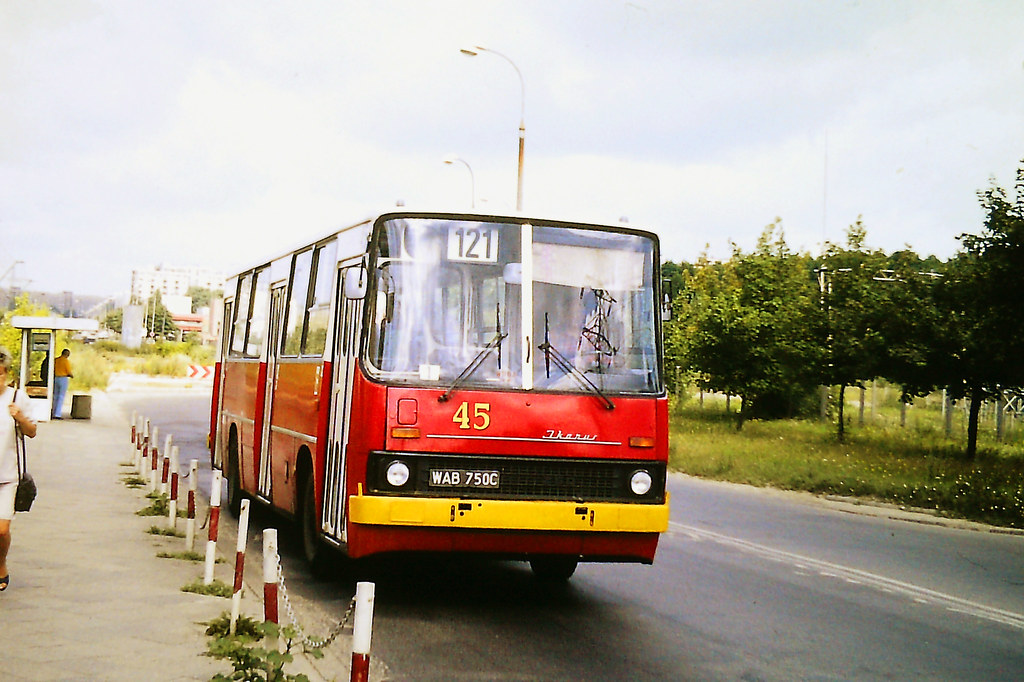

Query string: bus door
257 285 287 501
322 264 362 544
212 298 234 469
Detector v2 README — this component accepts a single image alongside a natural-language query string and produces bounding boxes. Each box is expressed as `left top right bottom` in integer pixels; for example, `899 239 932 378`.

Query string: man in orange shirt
52 349 73 419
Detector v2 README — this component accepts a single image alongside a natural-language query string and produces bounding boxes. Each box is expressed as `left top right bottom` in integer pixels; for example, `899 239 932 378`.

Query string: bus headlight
629 469 653 496
386 460 411 488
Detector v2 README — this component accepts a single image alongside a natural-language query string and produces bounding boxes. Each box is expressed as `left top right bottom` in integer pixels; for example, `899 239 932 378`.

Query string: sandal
0 575 8 591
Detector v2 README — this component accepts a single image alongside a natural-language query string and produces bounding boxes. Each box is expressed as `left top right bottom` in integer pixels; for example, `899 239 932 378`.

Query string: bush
67 345 114 391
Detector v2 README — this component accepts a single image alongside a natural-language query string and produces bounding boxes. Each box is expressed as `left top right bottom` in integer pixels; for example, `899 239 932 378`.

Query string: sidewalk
1 391 348 682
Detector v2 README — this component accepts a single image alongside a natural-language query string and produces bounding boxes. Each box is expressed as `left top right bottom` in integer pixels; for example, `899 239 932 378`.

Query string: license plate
428 469 500 488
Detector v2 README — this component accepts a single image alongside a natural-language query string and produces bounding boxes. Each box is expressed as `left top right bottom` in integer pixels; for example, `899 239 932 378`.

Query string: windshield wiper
438 332 508 403
540 313 615 410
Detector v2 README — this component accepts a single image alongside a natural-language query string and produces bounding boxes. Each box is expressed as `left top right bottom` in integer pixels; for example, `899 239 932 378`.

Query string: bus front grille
366 451 665 504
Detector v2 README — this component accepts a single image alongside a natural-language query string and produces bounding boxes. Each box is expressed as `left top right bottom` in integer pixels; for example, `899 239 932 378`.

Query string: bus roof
223 208 659 283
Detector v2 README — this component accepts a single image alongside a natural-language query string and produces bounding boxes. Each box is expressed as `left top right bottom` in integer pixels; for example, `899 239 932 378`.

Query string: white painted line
669 521 1024 631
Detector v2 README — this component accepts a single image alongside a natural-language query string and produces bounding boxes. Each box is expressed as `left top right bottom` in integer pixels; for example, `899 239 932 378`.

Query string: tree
145 291 179 340
732 221 824 421
933 164 1024 458
186 286 215 313
671 221 823 426
0 294 52 373
102 308 124 334
871 249 946 401
819 219 892 440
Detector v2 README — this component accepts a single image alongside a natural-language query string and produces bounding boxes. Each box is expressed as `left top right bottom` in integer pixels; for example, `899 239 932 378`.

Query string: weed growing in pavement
181 579 233 598
206 619 321 682
122 475 147 488
137 496 169 516
136 496 186 517
146 525 185 538
669 404 1024 528
157 550 206 562
204 612 263 639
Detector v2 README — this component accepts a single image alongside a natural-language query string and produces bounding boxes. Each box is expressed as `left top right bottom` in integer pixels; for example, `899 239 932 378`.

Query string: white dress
0 386 34 485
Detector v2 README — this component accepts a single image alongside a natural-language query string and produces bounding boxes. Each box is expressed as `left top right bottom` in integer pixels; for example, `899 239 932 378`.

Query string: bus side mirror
344 268 367 299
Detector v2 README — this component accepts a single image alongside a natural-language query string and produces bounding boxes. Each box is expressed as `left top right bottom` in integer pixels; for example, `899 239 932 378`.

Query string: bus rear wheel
299 473 329 573
225 451 244 518
529 556 579 581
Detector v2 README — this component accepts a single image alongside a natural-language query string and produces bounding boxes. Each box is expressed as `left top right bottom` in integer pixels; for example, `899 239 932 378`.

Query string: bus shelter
11 316 99 422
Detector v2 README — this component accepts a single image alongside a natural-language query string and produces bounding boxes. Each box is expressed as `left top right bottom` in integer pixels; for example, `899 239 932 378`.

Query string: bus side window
246 268 271 357
282 250 313 356
304 240 338 356
230 274 253 357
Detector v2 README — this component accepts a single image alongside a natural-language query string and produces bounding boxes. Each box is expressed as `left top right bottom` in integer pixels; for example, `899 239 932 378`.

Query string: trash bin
71 394 92 420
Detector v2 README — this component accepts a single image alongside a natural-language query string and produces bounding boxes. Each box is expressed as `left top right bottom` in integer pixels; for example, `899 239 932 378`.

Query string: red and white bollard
139 418 150 477
167 445 180 530
350 582 376 682
132 414 141 468
229 498 251 635
149 425 160 493
263 528 279 652
161 433 172 496
203 470 222 585
186 459 198 552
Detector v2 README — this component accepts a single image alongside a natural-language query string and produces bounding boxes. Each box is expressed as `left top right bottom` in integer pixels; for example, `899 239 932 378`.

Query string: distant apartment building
129 265 227 345
130 265 226 303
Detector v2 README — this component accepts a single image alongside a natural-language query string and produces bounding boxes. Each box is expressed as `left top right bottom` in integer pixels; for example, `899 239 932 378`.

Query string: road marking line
669 521 1024 631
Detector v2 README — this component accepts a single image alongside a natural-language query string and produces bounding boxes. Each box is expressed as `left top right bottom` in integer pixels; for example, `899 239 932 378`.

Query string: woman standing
0 346 38 591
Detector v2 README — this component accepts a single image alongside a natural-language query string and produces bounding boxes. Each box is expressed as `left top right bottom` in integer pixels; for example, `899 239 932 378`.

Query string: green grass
669 396 1024 529
182 579 233 598
147 525 186 538
157 550 206 562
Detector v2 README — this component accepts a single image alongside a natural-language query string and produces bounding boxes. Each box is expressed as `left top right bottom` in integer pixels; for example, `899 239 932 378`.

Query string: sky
2 0 1022 299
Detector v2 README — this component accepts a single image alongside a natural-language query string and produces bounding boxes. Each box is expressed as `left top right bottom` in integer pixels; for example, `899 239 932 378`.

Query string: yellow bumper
349 492 670 533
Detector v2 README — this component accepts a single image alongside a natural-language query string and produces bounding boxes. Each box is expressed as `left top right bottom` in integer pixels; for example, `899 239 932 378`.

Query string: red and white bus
209 210 669 579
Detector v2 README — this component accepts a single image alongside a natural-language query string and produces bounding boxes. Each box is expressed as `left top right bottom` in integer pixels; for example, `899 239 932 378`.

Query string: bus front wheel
529 556 578 581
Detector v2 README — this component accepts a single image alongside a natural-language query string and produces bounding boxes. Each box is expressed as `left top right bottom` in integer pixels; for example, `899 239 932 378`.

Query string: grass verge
669 405 1024 529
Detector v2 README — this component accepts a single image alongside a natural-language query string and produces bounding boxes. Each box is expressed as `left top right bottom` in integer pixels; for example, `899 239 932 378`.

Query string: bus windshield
365 217 661 395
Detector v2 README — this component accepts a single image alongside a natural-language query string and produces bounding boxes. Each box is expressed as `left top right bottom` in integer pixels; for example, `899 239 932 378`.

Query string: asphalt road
112 389 1024 681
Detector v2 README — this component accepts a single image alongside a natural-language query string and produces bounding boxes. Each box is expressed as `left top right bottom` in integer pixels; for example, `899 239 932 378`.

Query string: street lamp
1 260 24 285
460 45 525 212
443 155 476 208
1 260 24 309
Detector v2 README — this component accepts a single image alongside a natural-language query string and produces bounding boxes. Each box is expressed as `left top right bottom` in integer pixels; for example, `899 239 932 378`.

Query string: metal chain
276 554 355 651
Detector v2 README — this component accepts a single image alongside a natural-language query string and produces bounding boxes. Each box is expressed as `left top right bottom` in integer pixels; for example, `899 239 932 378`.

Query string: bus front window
365 217 660 395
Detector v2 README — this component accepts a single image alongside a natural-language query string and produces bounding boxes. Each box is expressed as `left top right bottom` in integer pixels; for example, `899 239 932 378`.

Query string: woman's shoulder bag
13 389 36 512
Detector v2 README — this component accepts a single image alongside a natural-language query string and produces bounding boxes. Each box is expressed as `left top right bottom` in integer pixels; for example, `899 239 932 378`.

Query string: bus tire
225 441 244 518
529 556 579 581
299 472 329 574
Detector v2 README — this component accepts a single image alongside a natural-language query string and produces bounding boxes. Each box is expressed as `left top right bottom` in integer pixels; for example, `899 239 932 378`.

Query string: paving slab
1 390 348 681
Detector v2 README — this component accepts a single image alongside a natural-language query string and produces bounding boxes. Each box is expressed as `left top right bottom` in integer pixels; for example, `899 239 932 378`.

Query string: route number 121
448 226 499 263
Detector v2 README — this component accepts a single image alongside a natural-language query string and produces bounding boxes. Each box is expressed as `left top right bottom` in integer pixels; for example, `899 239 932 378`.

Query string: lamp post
443 155 475 208
460 45 525 212
1 260 24 309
